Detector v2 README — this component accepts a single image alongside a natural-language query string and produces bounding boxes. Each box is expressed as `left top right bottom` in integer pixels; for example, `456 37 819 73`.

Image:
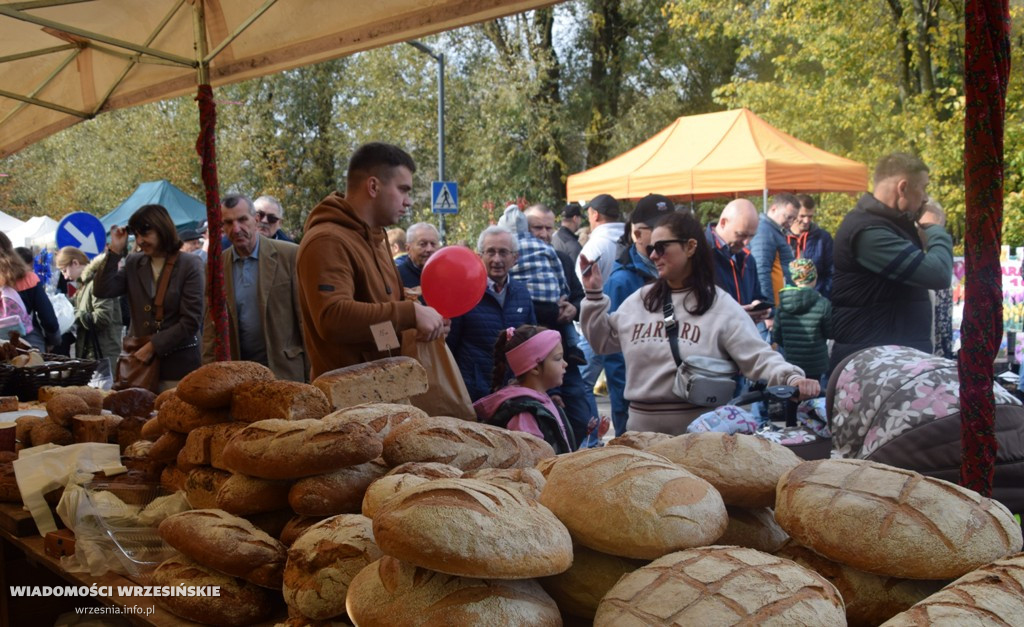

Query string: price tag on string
369 321 401 353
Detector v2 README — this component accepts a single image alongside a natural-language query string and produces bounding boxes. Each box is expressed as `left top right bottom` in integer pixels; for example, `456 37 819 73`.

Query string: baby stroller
828 345 1024 513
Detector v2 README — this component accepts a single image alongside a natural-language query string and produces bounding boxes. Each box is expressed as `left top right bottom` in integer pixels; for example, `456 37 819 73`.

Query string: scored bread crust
158 508 287 588
718 506 790 554
176 361 275 409
607 431 674 450
283 514 383 620
361 474 429 519
381 415 549 471
230 380 331 423
151 555 275 626
222 418 382 480
647 432 802 508
322 403 428 440
594 546 846 626
879 553 1024 626
288 458 389 516
216 473 293 515
372 477 573 579
156 393 231 434
775 458 1024 580
539 447 729 560
345 556 562 627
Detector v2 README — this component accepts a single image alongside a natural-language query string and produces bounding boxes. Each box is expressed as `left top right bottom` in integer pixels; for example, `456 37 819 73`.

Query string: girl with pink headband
472 325 576 454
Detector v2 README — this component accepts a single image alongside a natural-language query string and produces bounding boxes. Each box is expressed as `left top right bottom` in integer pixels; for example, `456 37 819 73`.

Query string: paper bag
404 337 476 420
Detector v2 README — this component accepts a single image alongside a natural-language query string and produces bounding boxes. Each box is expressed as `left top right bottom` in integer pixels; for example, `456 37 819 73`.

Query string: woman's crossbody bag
663 290 738 407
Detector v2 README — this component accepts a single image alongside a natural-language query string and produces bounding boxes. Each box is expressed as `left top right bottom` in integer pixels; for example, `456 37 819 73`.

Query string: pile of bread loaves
9 355 1024 626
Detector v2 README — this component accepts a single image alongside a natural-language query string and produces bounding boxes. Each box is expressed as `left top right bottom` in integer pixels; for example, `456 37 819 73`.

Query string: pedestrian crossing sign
431 181 459 214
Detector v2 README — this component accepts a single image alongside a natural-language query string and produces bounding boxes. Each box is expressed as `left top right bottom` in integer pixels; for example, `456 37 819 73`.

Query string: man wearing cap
203 192 309 381
396 222 440 290
603 194 673 436
254 195 294 242
706 199 771 323
553 203 583 262
575 193 625 391
179 228 204 257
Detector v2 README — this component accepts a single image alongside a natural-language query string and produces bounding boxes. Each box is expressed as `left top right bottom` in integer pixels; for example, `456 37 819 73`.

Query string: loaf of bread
209 422 246 470
382 415 536 470
103 387 157 417
46 394 89 428
540 544 647 620
176 361 275 409
539 447 728 559
139 415 166 440
243 508 294 539
183 466 231 509
216 473 293 516
222 419 381 480
29 418 73 446
288 459 388 516
360 474 429 519
231 380 331 423
280 515 327 547
345 556 561 626
151 555 275 626
159 463 187 492
157 392 231 434
776 542 945 627
775 458 1024 579
607 430 674 450
71 415 109 443
0 396 17 412
148 430 187 463
177 424 218 470
462 467 546 500
15 414 42 445
717 506 790 554
373 477 572 578
158 509 287 588
384 461 462 479
595 546 846 626
510 429 557 466
283 514 383 620
153 387 176 410
322 402 427 440
123 440 153 458
879 554 1024 626
313 357 428 409
38 385 104 409
115 415 146 452
647 432 802 508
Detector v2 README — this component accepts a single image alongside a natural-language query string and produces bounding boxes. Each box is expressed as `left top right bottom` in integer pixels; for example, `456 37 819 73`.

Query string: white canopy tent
6 215 57 248
0 209 24 232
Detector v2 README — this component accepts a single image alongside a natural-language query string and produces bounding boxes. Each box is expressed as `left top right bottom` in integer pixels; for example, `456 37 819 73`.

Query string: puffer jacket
772 286 831 377
446 279 536 401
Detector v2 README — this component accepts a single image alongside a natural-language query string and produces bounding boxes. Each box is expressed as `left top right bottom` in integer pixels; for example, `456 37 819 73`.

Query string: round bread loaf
38 385 104 410
382 415 536 470
116 415 146 452
384 462 463 479
595 546 846 626
139 415 166 440
879 553 1024 626
361 473 429 519
511 429 557 466
216 473 293 515
775 458 1024 579
15 415 41 445
323 403 428 440
176 361 275 409
540 544 647 619
231 380 331 423
345 556 561 626
153 387 176 410
647 432 801 508
607 430 674 450
462 467 546 501
103 387 157 417
149 430 188 463
151 555 275 626
776 542 945 627
29 418 72 446
158 508 287 588
718 506 790 554
539 447 728 559
183 466 231 509
280 515 327 547
222 418 382 480
283 514 383 620
157 393 231 434
289 458 389 516
373 477 573 578
159 463 188 492
46 394 89 428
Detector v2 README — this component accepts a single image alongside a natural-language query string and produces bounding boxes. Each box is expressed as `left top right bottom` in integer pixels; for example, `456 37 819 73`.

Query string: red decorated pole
958 0 1011 494
195 84 230 361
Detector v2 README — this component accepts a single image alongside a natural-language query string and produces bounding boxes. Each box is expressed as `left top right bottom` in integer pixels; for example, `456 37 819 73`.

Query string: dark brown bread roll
288 459 388 516
157 392 231 434
231 380 331 423
177 361 275 409
148 430 187 463
217 473 293 516
183 466 231 509
103 387 157 417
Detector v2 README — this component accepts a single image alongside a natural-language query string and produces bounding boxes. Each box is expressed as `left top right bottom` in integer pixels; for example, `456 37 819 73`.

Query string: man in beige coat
203 193 309 381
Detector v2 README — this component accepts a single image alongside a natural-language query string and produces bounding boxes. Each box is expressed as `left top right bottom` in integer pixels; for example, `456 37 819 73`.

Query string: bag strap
153 253 178 328
662 289 683 367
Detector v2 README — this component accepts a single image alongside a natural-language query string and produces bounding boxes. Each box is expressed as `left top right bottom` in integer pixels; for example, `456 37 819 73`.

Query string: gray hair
254 195 283 216
222 192 255 215
476 225 518 253
406 222 439 242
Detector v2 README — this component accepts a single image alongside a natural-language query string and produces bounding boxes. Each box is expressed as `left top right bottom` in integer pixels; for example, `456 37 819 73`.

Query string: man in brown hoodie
297 143 446 378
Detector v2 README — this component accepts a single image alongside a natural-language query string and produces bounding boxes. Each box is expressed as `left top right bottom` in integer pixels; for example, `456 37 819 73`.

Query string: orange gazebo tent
566 108 868 203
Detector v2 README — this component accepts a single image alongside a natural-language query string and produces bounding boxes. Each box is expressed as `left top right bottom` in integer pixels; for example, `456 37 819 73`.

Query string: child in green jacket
773 258 832 384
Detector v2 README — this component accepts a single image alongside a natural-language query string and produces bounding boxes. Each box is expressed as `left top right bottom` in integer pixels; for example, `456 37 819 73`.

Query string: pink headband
506 330 562 377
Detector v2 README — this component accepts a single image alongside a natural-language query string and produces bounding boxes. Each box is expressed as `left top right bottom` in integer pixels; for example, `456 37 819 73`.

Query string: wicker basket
7 354 98 401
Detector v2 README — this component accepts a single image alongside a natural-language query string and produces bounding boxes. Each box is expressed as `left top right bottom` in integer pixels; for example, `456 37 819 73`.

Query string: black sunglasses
126 223 153 237
255 210 280 224
646 239 687 257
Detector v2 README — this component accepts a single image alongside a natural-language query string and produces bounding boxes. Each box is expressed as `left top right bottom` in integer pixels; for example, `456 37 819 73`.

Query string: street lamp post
407 40 446 244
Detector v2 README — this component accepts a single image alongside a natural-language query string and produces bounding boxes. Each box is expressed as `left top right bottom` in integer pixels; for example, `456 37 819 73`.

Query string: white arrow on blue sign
56 212 106 258
431 181 458 214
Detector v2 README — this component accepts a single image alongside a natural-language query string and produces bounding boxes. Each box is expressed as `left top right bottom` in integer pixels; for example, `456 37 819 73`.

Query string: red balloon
421 246 487 318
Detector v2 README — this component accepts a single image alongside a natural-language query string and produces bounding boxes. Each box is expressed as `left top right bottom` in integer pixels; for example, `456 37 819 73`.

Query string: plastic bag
49 291 75 335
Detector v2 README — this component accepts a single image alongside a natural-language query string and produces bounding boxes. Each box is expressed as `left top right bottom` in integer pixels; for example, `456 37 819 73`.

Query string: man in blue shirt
706 199 771 324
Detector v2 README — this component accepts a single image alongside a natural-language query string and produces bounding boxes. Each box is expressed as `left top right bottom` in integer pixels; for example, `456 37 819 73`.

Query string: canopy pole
192 0 229 362
958 0 1010 496
762 189 768 213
